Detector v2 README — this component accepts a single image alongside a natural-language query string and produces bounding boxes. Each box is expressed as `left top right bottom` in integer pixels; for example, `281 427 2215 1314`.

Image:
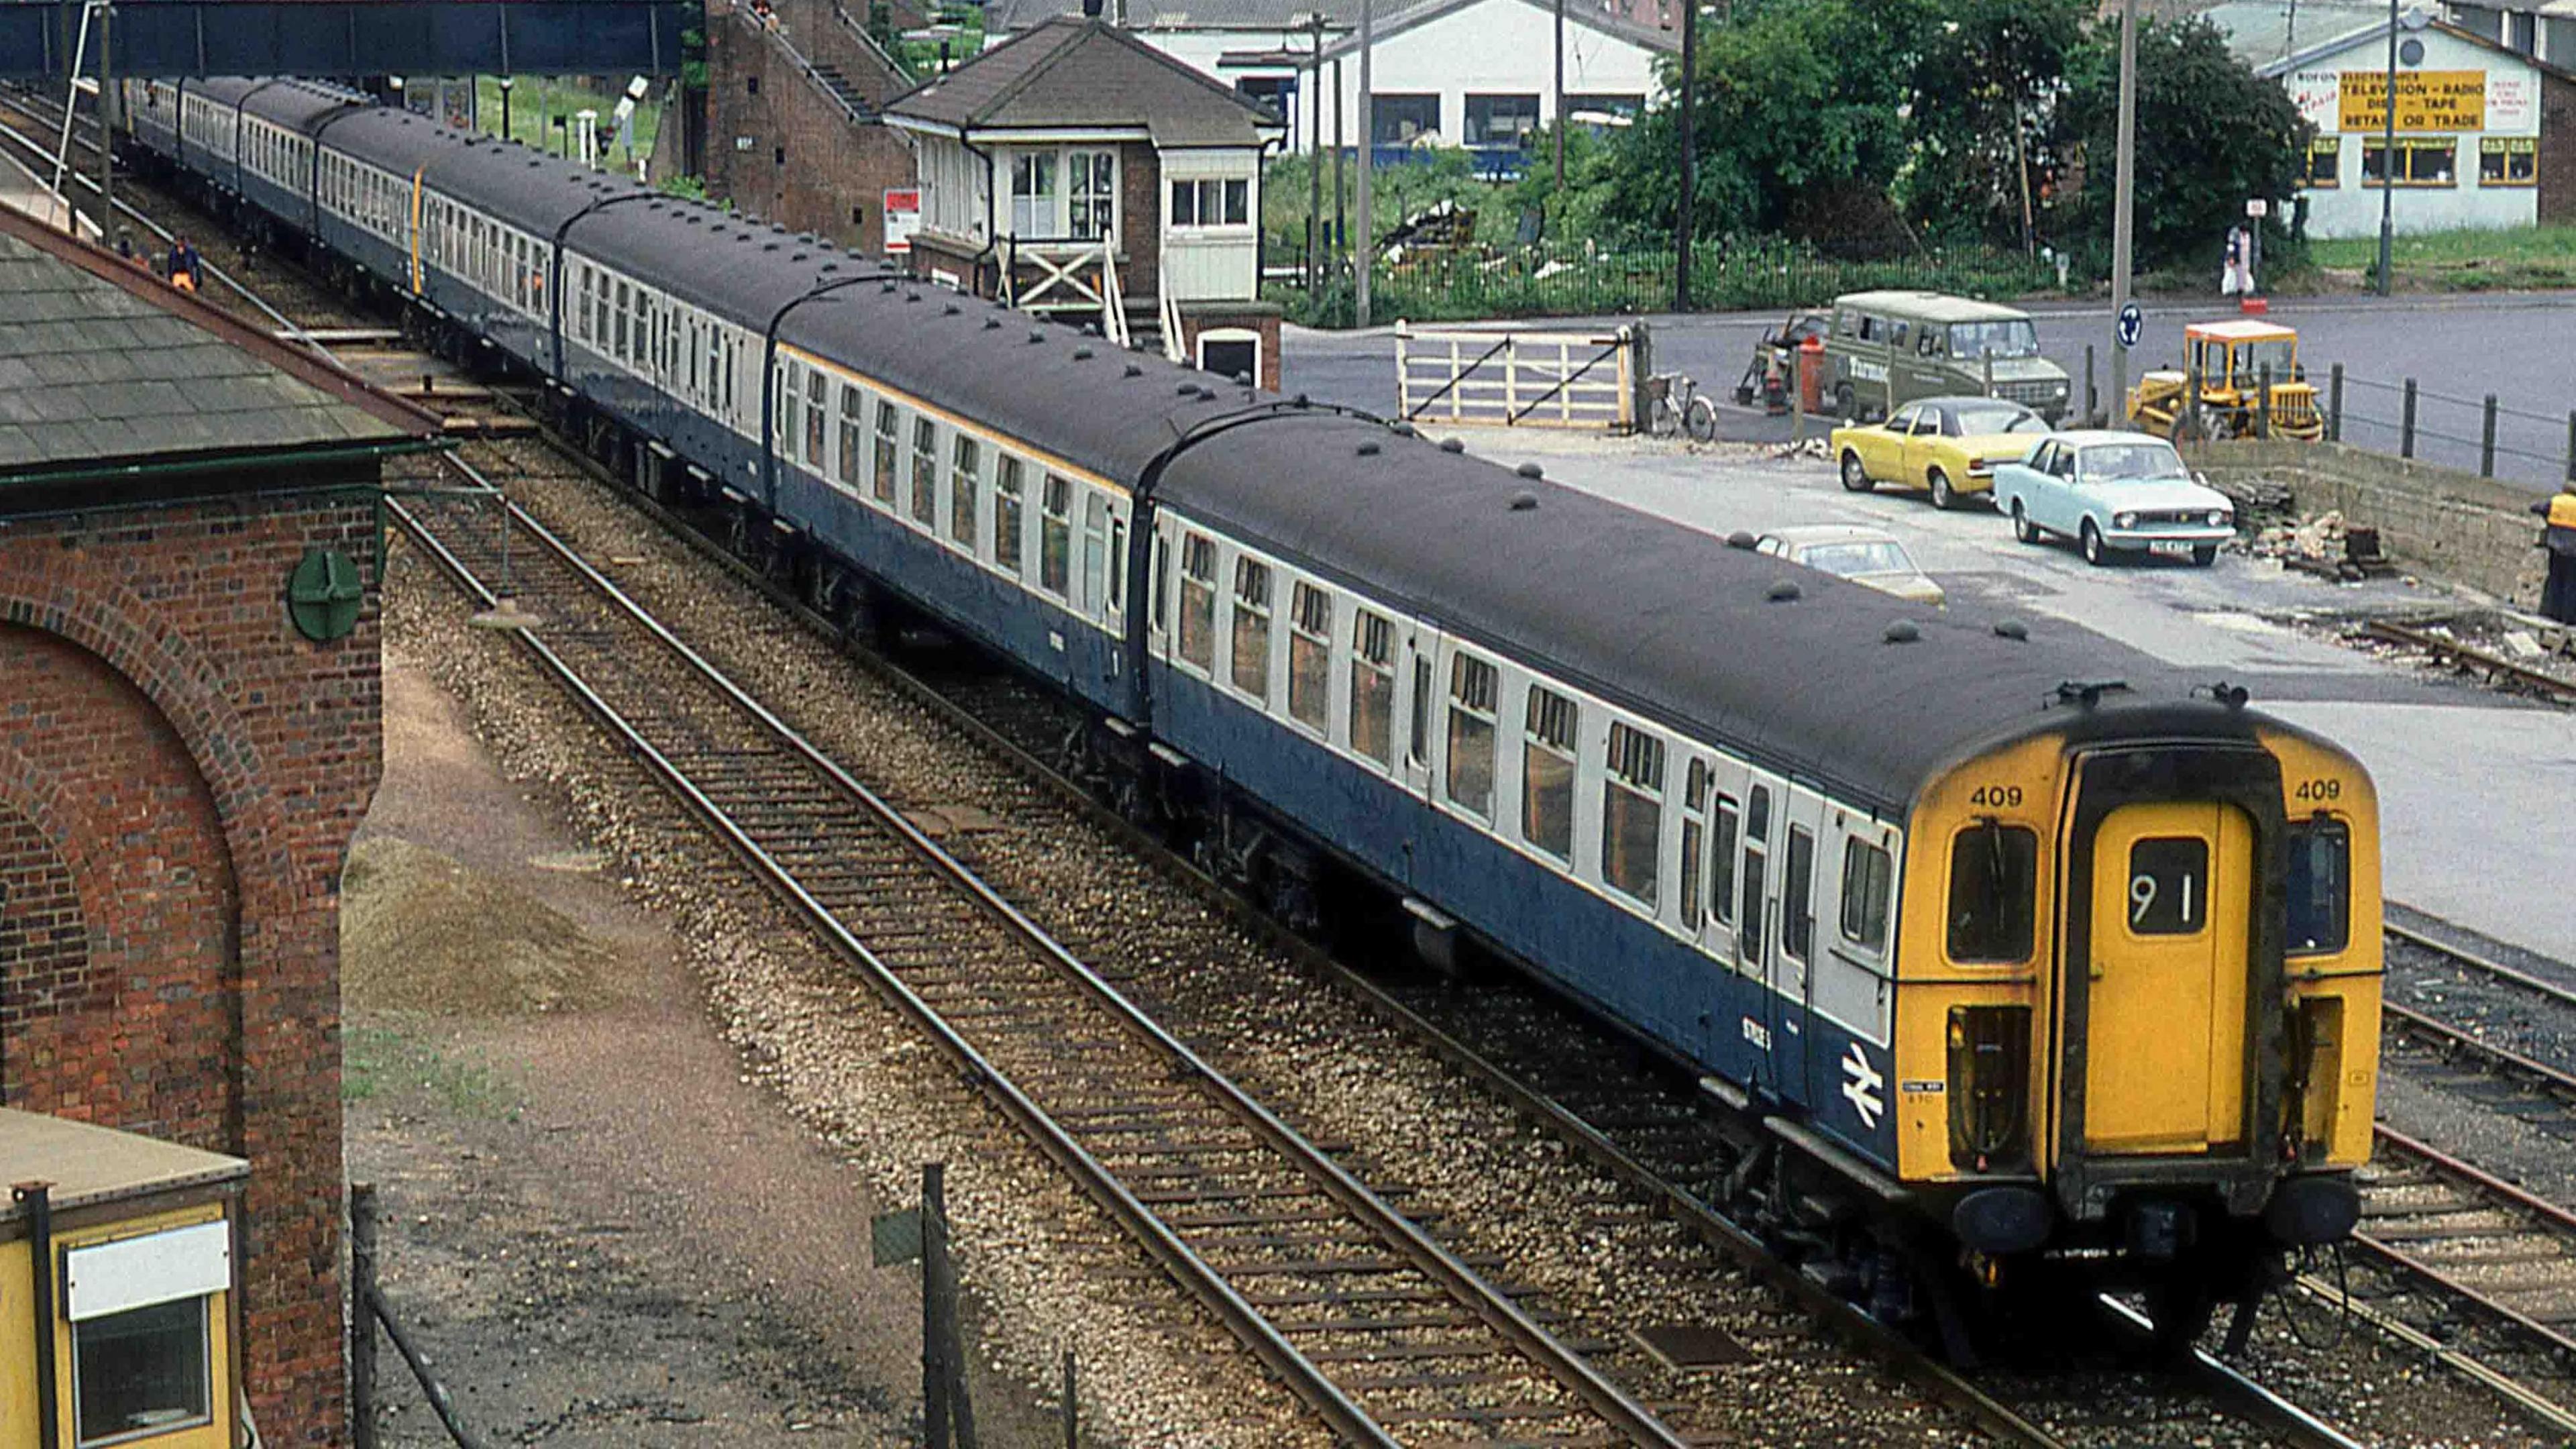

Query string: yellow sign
2338 70 2486 132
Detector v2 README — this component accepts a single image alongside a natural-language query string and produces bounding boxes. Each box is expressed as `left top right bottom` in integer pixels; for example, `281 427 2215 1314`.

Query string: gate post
2401 378 2418 459
2480 394 2498 478
2328 363 2344 443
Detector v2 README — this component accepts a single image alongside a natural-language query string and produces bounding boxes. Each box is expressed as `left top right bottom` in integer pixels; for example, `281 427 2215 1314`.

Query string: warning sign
2337 70 2485 133
883 188 922 256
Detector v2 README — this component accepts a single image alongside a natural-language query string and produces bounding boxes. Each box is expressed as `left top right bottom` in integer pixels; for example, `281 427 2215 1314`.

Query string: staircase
806 59 874 118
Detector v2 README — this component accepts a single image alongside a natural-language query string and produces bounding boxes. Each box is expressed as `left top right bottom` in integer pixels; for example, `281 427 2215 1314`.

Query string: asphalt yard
1425 427 2576 963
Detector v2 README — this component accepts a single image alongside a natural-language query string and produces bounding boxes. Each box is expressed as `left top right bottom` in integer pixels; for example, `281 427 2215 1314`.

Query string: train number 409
1968 784 2024 808
2293 777 2342 802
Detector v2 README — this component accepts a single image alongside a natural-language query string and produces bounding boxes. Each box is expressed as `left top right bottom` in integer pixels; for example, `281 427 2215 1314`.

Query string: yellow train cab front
0 1110 246 1449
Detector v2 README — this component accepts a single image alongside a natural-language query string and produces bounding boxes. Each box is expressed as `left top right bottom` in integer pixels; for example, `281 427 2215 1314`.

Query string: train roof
240 78 366 130
1155 411 2229 812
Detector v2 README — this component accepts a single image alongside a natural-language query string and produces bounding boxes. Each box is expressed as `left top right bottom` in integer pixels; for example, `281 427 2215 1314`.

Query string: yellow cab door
2081 802 2253 1155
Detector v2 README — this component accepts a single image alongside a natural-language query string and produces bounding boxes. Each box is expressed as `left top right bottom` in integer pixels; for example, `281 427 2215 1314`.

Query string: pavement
1403 425 2576 963
1280 288 2576 488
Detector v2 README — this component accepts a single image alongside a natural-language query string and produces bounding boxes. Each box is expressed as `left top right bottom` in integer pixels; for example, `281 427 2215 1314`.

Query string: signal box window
1445 655 1498 820
1948 824 2037 963
2286 819 2351 955
2127 837 2208 935
76 1295 210 1443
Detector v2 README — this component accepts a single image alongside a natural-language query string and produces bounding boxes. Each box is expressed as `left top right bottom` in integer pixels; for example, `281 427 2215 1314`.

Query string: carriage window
837 386 863 490
1782 825 1814 961
1040 476 1073 595
1948 824 2037 962
1230 557 1273 699
1410 655 1432 767
1680 762 1709 926
1746 784 1772 842
1082 494 1112 612
1603 722 1664 906
1287 583 1332 732
1521 686 1576 862
949 436 981 547
1445 655 1497 819
1711 796 1740 928
1177 533 1217 670
873 401 900 505
1840 839 1893 952
613 280 630 354
1349 609 1394 765
2127 837 2208 936
1739 849 1767 969
805 368 827 466
1106 516 1126 613
2286 819 2350 955
911 418 939 526
994 458 1026 572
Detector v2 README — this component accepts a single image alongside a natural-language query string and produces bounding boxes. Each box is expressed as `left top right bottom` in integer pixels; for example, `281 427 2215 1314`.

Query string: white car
1753 525 1945 606
1990 431 2236 568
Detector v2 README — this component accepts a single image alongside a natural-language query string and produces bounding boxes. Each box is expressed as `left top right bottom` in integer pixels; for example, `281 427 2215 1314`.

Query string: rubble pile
2210 472 2298 527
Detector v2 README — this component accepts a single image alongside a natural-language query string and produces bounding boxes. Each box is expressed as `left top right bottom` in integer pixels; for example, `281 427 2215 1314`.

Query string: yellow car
1829 395 2052 510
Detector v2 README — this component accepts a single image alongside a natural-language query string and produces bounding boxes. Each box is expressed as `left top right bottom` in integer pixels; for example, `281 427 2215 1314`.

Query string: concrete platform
1448 430 2576 962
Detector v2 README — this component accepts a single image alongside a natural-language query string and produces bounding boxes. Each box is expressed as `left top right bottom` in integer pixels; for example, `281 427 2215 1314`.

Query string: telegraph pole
2108 0 2137 427
2376 0 2397 296
1554 0 1566 192
1354 0 1373 327
1673 0 1697 312
1306 11 1324 296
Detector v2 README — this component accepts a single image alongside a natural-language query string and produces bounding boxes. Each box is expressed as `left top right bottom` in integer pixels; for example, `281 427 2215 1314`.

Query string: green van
1823 290 2072 423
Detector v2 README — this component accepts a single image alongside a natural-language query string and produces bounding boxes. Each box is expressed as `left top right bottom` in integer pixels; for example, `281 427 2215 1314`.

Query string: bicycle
1645 371 1719 442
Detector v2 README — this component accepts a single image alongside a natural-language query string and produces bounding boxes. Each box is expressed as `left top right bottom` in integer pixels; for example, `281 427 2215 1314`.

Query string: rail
2361 621 2576 705
385 483 1691 1448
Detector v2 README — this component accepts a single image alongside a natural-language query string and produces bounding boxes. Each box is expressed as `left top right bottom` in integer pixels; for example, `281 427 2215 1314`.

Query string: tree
1897 0 2090 248
2050 15 2312 270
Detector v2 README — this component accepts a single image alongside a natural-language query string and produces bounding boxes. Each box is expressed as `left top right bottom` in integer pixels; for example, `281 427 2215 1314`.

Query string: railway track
2359 619 2576 706
21 83 2416 1444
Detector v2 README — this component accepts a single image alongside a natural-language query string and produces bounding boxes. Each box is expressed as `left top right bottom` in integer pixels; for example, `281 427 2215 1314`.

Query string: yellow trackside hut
0 1112 247 1449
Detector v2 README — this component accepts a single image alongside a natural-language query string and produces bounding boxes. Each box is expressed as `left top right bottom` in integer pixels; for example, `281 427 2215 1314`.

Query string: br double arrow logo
1841 1042 1885 1129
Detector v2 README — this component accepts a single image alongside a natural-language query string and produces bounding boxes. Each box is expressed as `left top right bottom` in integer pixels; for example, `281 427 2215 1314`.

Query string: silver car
1754 525 1946 606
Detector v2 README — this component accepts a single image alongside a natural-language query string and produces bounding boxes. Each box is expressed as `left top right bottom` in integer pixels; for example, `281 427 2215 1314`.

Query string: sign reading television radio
2337 70 2485 131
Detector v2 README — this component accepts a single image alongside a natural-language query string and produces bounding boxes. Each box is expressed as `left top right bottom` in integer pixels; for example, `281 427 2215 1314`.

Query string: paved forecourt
1436 429 2576 964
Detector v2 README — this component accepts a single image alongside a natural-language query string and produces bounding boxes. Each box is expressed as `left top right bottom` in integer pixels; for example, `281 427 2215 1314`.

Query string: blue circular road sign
2116 302 2144 350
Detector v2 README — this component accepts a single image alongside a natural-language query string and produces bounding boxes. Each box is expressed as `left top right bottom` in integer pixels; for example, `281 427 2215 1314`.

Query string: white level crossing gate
1395 321 1638 431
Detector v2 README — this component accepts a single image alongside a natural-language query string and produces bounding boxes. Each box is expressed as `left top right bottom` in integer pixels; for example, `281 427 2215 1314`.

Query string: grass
2308 223 2576 290
464 76 663 174
345 1023 524 1121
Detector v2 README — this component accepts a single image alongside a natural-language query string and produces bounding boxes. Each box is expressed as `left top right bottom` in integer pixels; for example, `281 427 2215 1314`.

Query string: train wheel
2146 1277 2216 1367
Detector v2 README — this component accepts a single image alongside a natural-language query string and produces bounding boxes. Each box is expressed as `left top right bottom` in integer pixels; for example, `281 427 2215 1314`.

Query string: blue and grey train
121 77 2382 1354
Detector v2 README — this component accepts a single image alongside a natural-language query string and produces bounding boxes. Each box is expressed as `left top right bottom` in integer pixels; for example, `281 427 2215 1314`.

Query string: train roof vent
763 241 780 251
943 303 961 316
1884 620 1921 644
1124 364 1143 378
1508 490 1538 510
1992 619 2029 640
790 252 808 262
1072 347 1093 360
983 318 1002 330
1768 580 1803 602
1726 531 1758 550
1028 331 1046 344
820 262 839 273
905 291 922 303
1389 421 1417 437
1515 462 1543 480
1357 441 1381 458
1175 383 1198 396
1438 437 1464 453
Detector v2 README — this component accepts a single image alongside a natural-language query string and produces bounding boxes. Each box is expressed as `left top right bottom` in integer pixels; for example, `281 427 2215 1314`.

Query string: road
1279 290 2576 488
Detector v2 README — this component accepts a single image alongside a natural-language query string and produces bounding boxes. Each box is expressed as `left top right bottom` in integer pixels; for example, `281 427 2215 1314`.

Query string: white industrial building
2249 11 2575 237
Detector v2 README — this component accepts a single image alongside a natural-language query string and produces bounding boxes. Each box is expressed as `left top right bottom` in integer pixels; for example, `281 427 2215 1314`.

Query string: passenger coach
121 78 2381 1352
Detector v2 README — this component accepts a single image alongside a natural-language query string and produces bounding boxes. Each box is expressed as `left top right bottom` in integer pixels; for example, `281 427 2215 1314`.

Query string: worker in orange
2534 481 2576 624
167 235 202 294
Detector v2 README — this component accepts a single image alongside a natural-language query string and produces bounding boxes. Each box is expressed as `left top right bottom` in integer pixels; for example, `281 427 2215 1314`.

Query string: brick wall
0 483 382 1445
2188 439 2551 605
2540 71 2575 226
704 0 920 254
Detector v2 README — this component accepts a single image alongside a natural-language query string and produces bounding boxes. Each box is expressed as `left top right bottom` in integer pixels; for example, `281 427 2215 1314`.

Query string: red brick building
703 0 923 252
0 207 437 1441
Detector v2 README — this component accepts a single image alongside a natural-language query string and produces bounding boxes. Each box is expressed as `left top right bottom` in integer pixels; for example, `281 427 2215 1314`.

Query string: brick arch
0 564 291 925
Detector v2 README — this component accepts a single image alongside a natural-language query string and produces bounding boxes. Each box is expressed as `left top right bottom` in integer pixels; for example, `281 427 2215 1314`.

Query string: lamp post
2108 0 2137 429
2376 0 2398 296
1355 0 1373 326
